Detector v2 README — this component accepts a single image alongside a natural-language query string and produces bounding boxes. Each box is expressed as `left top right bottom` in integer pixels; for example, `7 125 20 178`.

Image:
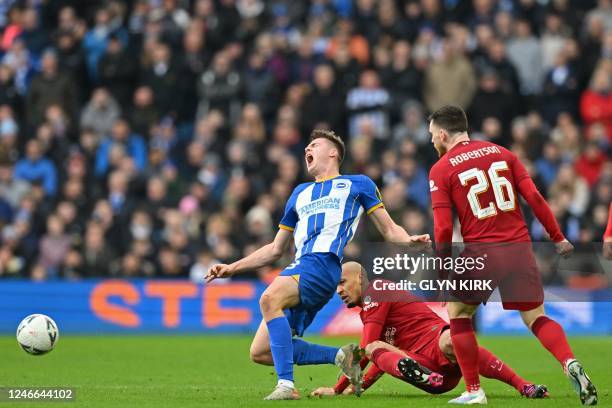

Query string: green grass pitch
0 335 610 407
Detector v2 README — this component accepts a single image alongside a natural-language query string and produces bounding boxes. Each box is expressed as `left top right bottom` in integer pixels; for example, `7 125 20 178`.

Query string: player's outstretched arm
509 152 573 256
516 177 573 257
205 228 293 283
369 207 430 245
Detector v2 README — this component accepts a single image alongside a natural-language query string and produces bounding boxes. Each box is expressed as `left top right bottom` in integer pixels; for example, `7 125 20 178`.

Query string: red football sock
478 347 528 393
450 318 480 392
531 316 574 367
370 348 402 377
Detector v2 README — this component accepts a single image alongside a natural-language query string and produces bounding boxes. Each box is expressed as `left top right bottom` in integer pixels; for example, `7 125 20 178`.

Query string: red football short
448 243 544 311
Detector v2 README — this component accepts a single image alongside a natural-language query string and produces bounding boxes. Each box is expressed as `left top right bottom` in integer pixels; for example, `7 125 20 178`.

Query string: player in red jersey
310 262 548 399
604 203 612 259
428 105 597 405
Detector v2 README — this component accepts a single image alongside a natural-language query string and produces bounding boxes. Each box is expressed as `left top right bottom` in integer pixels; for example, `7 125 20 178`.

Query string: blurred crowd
0 0 609 287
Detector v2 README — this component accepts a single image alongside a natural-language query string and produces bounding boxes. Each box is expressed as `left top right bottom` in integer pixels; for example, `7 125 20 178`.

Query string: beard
434 143 447 158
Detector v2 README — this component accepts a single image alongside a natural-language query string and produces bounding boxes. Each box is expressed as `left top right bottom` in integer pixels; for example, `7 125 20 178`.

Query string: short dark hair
428 105 469 134
309 129 345 164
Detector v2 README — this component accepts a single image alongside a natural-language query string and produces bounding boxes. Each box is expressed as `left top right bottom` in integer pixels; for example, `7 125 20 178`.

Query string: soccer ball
16 314 59 355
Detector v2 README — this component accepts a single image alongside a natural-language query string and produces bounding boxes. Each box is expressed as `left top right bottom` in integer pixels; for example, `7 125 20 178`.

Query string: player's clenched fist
554 239 574 258
205 264 234 283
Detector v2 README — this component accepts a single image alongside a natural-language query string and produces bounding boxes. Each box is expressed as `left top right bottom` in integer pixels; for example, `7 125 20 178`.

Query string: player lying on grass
428 105 597 405
206 129 430 400
311 262 548 399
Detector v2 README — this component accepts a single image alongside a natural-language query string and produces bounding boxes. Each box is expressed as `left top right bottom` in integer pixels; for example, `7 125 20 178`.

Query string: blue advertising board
0 280 610 335
0 280 344 334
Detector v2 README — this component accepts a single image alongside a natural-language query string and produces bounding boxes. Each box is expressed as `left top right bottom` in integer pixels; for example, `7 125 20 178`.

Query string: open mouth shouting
305 153 314 168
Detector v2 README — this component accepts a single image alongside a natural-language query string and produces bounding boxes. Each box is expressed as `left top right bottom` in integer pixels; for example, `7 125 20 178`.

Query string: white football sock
277 379 294 389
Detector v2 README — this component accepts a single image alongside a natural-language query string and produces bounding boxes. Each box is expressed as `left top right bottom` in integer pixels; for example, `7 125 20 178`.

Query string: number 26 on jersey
458 161 516 220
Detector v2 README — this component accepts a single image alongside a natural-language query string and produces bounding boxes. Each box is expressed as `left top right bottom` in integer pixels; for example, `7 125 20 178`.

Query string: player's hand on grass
342 385 355 395
310 387 337 397
205 264 234 283
554 239 574 258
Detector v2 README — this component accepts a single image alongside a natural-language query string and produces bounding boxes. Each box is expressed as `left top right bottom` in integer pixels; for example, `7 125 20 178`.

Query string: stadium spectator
97 33 137 109
584 0 612 32
129 86 158 138
80 88 121 137
55 30 87 93
549 164 591 217
95 119 147 177
178 22 210 122
68 221 115 278
301 64 344 133
580 67 612 141
392 101 429 147
506 18 544 100
13 139 57 196
243 51 279 119
19 8 47 57
535 142 563 191
0 64 22 116
197 52 242 122
468 68 517 135
385 41 422 115
0 159 30 209
26 49 78 130
38 214 71 277
423 39 476 112
540 50 580 124
83 8 115 81
575 142 608 187
346 69 389 140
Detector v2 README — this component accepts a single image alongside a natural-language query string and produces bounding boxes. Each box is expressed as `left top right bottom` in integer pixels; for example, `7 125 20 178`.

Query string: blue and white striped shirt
279 175 383 260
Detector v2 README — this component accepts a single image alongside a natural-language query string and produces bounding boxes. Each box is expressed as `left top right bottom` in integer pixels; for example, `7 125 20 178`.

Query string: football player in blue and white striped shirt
206 129 430 400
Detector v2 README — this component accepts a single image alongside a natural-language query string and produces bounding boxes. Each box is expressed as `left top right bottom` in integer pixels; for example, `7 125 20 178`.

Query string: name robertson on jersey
298 197 341 217
448 146 501 167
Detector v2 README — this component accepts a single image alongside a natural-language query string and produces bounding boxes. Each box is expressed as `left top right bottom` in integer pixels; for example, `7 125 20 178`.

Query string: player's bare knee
258 292 278 315
365 341 385 358
249 349 271 365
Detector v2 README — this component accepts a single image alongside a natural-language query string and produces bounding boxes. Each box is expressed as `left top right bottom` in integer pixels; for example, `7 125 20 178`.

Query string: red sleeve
517 177 564 242
508 149 531 184
508 150 564 242
605 203 612 240
429 164 452 209
333 320 384 394
433 207 454 244
431 164 454 251
360 321 384 347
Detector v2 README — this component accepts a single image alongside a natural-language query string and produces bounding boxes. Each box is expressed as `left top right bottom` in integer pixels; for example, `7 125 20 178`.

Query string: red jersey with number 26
429 140 531 242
